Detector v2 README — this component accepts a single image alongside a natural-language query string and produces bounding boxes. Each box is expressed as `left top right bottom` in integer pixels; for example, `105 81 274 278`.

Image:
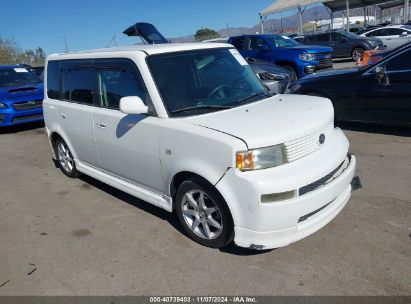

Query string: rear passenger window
231 37 246 50
47 61 60 99
96 60 147 109
316 33 330 42
61 68 94 104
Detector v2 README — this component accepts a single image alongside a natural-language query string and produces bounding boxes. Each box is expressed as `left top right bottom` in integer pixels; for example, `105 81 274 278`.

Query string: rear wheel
351 47 365 61
175 178 234 248
55 138 79 178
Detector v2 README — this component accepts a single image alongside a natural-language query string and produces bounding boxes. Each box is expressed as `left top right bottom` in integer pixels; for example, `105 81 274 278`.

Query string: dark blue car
0 65 44 127
228 34 333 79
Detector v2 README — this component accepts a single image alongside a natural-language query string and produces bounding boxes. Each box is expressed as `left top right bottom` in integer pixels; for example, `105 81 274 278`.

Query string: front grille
316 53 332 64
12 113 43 123
298 200 333 223
285 123 334 162
299 155 350 196
13 100 43 111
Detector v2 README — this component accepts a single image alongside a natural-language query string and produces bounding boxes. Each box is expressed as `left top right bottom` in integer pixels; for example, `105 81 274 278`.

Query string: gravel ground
0 122 410 296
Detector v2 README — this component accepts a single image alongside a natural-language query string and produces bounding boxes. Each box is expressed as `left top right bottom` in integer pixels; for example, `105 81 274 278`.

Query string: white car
360 25 411 51
43 43 356 250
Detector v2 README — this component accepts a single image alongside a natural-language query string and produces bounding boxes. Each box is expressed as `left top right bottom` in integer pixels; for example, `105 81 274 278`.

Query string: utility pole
115 35 118 46
346 0 350 32
404 0 410 23
226 24 229 37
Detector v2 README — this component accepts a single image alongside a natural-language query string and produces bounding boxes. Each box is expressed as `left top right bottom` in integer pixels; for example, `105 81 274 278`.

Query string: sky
0 0 280 55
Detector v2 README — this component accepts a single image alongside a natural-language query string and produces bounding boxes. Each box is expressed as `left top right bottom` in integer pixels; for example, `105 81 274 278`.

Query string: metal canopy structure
259 0 409 34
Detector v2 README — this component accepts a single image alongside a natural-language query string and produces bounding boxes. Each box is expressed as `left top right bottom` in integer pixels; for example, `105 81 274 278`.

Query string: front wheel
175 178 234 248
282 65 298 81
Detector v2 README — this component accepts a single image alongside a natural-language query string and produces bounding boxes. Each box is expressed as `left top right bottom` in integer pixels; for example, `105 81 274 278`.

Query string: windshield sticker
229 49 248 66
14 68 29 73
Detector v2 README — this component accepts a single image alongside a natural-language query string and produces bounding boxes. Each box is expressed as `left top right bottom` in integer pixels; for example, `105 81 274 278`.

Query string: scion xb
43 43 356 249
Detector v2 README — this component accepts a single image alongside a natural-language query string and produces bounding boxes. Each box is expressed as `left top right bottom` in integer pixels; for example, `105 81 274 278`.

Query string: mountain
170 6 370 42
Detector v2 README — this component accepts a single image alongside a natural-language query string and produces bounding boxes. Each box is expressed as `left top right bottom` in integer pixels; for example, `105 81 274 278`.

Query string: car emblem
319 134 325 144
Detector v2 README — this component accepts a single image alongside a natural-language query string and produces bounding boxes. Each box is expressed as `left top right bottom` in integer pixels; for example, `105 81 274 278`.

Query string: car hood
0 83 43 101
182 94 334 149
285 45 333 53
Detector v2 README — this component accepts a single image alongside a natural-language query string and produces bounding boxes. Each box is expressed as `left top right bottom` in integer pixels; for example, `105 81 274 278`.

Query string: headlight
299 53 317 61
257 72 287 81
236 144 287 171
0 102 6 109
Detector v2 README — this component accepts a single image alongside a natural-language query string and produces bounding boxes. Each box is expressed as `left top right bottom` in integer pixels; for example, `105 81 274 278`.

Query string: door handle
59 114 66 119
96 122 107 129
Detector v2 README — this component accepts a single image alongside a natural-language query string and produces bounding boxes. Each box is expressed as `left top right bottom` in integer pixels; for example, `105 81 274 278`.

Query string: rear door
92 58 164 193
58 60 99 167
330 32 349 57
245 36 272 62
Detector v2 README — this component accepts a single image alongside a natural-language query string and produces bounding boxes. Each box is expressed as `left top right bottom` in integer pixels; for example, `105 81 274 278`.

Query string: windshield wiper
236 92 267 106
171 104 233 115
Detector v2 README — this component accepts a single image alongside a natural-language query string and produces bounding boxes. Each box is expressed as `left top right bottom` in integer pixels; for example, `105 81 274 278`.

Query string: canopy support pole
404 0 410 23
298 5 304 35
259 14 264 34
346 0 350 32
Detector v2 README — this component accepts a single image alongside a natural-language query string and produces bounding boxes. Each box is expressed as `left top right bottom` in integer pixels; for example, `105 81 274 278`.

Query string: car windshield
265 35 300 47
0 67 41 87
339 31 360 39
147 48 269 117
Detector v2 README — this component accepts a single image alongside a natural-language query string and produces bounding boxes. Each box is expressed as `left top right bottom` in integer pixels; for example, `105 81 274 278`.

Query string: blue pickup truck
228 34 333 79
0 65 44 127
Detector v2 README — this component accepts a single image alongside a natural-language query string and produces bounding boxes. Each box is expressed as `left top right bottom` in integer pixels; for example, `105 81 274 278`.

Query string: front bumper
216 129 356 249
0 108 43 127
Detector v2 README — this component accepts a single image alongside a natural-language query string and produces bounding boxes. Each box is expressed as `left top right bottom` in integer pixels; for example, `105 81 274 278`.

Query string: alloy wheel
57 141 74 173
181 189 223 240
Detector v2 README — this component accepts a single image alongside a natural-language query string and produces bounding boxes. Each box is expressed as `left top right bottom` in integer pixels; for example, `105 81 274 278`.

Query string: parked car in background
290 42 411 126
228 34 333 79
43 40 356 250
246 58 291 93
0 65 44 127
359 25 411 51
302 30 384 60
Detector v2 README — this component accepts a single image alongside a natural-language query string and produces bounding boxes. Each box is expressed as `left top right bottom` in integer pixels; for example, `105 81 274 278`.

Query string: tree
194 28 220 41
0 36 46 66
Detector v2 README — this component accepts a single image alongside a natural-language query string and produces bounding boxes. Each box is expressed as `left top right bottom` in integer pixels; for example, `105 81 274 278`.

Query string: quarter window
47 60 60 99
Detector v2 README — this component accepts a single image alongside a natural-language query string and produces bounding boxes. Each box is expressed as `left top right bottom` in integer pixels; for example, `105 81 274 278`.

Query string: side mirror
259 44 269 51
400 31 408 37
119 96 148 115
375 65 390 86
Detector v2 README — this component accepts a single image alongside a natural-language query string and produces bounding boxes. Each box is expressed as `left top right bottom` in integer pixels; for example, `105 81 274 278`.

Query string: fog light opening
261 191 295 203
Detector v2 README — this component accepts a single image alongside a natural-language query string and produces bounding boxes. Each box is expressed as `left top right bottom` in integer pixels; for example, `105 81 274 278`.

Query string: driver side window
386 49 411 71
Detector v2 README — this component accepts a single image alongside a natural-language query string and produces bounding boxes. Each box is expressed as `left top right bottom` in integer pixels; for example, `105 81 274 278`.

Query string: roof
47 43 232 60
260 0 406 15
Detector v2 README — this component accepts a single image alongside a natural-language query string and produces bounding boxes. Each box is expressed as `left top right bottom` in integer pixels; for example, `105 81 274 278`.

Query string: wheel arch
48 131 79 160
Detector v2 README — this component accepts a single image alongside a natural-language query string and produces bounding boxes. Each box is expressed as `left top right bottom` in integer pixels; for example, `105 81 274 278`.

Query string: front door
355 48 411 125
92 58 164 193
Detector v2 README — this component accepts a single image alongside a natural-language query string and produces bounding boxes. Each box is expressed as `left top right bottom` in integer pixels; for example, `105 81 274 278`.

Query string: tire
282 65 298 81
351 47 365 61
175 178 234 248
54 138 79 178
